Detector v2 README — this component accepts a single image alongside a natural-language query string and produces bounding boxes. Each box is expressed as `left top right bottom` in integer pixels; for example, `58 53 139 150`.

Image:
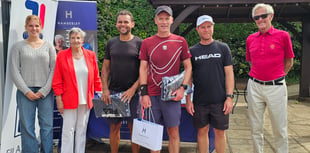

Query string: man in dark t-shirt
185 15 234 153
101 10 142 153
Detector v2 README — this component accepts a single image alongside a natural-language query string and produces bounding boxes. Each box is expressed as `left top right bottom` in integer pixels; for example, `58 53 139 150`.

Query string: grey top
10 40 56 97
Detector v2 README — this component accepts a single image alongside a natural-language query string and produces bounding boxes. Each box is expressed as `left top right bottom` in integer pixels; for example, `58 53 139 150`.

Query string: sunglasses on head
253 13 270 20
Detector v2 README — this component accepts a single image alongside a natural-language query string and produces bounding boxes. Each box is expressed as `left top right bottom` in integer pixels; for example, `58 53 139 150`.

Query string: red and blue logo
25 0 46 29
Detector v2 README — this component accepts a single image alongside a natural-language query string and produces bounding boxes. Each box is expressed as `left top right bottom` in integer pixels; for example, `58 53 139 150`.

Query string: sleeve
246 36 251 62
283 31 295 59
93 52 102 91
139 40 148 61
10 43 31 95
223 43 233 66
180 37 192 60
52 52 64 96
104 40 111 60
38 43 57 97
137 38 143 54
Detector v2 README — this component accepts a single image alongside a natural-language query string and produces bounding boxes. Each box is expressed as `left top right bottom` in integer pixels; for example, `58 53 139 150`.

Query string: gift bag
132 108 164 151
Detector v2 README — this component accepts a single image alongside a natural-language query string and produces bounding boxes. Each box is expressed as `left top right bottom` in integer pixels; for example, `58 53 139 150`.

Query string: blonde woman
10 15 56 153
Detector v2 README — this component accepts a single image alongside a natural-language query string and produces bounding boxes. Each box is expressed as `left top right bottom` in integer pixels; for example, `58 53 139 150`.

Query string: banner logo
25 0 46 28
65 10 72 19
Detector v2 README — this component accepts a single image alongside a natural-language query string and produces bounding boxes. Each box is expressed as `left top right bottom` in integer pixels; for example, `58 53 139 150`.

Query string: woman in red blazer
52 27 102 153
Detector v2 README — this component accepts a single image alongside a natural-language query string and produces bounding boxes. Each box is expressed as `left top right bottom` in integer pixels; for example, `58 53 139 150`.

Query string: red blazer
52 47 102 109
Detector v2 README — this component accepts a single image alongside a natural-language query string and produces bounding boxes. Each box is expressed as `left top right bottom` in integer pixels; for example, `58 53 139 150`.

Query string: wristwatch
226 94 234 99
181 84 188 90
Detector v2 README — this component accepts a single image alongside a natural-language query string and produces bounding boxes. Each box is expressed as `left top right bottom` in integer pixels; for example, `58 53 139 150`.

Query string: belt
249 76 284 85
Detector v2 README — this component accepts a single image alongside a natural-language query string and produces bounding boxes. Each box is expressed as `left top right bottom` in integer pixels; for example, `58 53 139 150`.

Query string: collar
255 26 275 37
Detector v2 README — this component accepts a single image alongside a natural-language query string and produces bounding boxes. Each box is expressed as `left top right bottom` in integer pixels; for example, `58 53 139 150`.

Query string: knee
110 123 121 134
198 125 210 136
213 129 225 137
167 127 179 140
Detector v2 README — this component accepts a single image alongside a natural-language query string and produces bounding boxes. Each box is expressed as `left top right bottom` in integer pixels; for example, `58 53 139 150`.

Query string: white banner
0 0 58 152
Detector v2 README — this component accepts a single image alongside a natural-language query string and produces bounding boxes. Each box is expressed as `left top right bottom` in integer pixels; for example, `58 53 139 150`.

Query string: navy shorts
105 91 140 124
193 103 229 130
149 96 181 127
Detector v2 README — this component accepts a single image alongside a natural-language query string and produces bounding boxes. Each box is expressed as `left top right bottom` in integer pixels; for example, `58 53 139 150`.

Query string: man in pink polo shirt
246 3 294 153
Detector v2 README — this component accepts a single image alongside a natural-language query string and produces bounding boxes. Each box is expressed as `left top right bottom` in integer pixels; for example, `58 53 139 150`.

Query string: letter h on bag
142 127 146 134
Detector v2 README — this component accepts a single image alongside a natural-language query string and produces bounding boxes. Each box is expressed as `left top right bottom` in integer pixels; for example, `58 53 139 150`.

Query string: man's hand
141 95 152 109
121 87 136 103
185 100 195 116
223 97 233 115
172 87 185 101
101 89 111 105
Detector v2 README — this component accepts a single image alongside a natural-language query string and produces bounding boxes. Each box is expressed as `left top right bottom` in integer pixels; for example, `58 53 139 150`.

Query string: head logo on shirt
194 53 221 61
270 44 275 50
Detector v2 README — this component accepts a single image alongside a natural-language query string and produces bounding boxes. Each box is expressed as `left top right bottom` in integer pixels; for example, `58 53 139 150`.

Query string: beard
118 27 131 35
201 36 211 41
120 31 130 35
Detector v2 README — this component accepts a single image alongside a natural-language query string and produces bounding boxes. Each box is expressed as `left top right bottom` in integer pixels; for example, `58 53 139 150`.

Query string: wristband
226 94 234 99
139 84 148 96
181 84 188 90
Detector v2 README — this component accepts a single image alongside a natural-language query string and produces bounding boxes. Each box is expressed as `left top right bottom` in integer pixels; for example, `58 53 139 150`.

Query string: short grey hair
69 27 86 38
54 34 64 42
252 3 274 18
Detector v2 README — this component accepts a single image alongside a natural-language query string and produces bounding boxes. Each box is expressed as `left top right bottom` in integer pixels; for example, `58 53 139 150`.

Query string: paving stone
53 84 310 153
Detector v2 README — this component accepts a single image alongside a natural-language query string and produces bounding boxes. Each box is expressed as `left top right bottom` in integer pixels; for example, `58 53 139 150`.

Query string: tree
97 1 301 81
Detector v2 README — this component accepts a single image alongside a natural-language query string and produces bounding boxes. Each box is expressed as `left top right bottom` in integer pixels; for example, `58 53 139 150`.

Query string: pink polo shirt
246 26 294 81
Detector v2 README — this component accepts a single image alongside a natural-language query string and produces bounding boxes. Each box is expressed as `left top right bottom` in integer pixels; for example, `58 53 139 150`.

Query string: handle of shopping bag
143 107 155 123
139 95 155 123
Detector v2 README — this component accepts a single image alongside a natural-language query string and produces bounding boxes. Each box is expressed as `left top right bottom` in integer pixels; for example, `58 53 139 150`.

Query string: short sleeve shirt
246 26 295 81
105 36 142 92
139 34 191 96
190 40 233 105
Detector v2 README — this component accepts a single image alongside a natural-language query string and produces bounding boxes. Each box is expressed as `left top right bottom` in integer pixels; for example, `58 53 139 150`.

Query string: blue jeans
16 87 54 153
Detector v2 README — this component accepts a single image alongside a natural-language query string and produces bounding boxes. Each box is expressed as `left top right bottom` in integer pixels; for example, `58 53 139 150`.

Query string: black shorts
192 103 229 130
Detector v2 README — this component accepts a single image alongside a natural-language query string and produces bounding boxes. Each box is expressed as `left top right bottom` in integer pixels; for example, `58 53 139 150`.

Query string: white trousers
247 78 288 153
61 104 90 153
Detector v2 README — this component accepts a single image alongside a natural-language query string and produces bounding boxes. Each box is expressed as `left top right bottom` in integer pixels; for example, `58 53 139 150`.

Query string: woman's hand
25 91 40 101
56 96 64 114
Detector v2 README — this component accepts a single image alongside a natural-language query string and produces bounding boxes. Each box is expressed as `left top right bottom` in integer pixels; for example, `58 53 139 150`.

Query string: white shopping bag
132 108 164 151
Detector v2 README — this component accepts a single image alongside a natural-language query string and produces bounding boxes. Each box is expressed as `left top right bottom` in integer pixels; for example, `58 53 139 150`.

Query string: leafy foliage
181 22 301 80
97 0 156 69
97 1 301 81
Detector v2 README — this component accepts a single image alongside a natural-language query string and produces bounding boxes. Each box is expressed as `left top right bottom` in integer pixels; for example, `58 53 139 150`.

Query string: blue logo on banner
25 0 46 28
55 1 97 30
25 0 39 15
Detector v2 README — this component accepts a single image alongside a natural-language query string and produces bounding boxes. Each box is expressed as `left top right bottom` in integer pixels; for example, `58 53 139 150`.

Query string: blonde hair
25 15 42 26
